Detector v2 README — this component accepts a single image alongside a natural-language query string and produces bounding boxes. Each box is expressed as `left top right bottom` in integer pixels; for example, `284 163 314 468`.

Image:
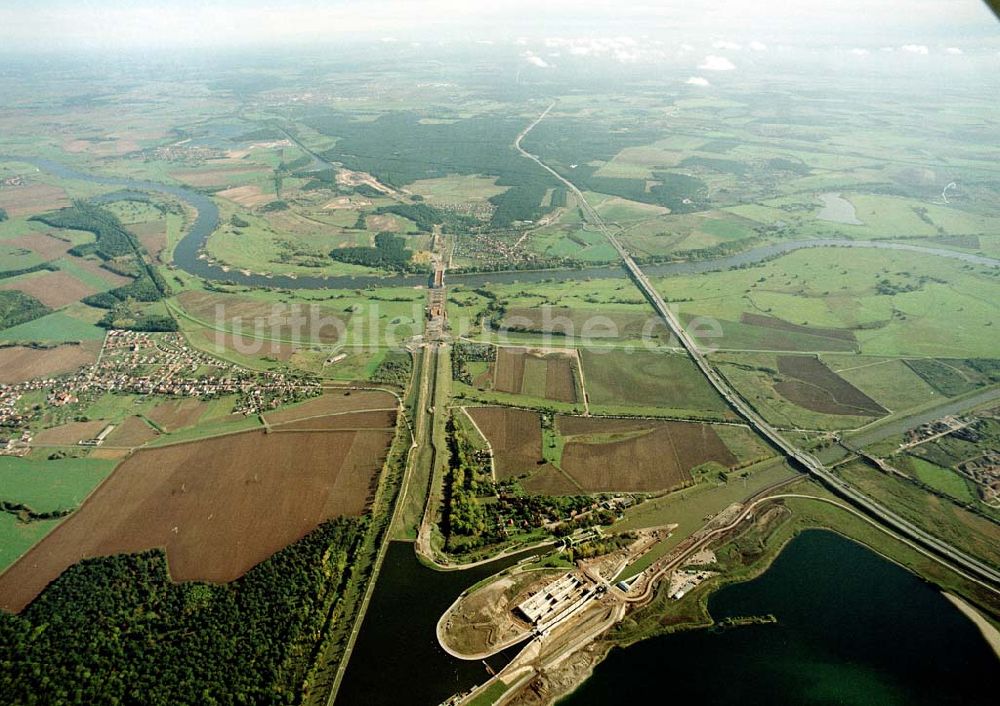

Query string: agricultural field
579 349 731 419
479 346 580 404
555 416 736 493
465 406 548 480
835 460 1000 570
0 455 117 572
0 342 100 384
711 351 889 430
467 405 766 494
0 418 395 613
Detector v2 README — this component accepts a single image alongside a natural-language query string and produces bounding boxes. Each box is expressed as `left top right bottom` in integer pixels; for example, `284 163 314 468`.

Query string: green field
0 455 116 514
825 356 942 413
0 308 105 342
654 247 1000 358
906 456 976 504
837 461 1000 568
580 348 731 419
0 454 117 572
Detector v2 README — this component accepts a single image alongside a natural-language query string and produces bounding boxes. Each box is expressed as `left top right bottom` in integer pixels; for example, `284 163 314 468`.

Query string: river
8 157 998 293
561 530 997 705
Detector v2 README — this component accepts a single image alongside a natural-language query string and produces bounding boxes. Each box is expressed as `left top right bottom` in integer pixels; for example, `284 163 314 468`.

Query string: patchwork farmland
774 355 887 416
493 346 579 403
0 417 394 613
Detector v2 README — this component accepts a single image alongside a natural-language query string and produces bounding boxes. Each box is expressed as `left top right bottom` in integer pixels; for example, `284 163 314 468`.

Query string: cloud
685 76 711 87
522 51 551 68
698 54 736 71
849 48 870 56
945 46 963 54
748 41 768 52
712 40 741 50
679 43 695 53
901 44 929 55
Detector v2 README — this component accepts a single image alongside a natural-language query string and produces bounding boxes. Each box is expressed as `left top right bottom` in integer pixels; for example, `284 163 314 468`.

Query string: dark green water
563 530 997 705
337 541 538 706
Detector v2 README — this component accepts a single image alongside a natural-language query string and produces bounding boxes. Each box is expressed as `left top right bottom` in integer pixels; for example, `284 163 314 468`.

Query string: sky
1 0 997 52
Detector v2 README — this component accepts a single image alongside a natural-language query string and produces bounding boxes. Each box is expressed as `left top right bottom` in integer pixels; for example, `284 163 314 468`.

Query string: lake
561 530 997 705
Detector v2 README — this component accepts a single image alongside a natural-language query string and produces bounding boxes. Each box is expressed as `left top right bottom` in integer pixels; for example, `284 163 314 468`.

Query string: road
515 101 1000 590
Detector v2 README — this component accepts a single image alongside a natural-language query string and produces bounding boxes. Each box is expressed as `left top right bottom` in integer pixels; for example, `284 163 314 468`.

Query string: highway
516 102 1000 590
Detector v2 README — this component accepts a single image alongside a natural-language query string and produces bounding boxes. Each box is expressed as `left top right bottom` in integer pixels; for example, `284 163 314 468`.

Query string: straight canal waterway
562 530 997 705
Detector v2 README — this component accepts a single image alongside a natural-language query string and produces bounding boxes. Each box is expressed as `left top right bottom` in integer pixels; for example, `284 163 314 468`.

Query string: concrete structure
516 573 587 625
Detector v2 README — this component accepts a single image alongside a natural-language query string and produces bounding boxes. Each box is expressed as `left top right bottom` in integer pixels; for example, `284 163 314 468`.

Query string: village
0 329 319 453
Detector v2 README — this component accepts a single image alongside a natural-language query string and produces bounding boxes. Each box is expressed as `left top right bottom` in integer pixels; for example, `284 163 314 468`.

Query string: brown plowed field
466 407 545 479
560 419 735 492
0 343 99 384
521 465 580 495
544 355 577 403
494 347 527 394
0 271 98 308
102 416 159 447
147 398 206 431
775 355 886 416
130 221 168 262
0 184 70 217
271 409 397 431
170 166 263 187
33 420 109 445
217 184 272 207
264 390 397 424
0 427 392 613
6 233 73 260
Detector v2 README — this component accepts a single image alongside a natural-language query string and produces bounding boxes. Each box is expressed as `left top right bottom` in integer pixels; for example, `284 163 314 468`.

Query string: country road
515 101 1000 590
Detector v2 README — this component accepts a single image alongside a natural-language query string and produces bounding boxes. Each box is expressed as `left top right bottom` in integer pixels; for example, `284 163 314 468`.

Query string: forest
0 517 366 706
329 232 419 271
0 290 51 330
305 110 560 228
33 200 141 260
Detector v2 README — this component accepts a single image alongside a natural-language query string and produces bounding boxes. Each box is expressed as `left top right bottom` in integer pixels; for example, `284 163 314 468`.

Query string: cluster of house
0 331 319 441
1 174 25 187
957 451 1000 506
903 415 970 447
452 231 540 268
136 145 227 162
94 331 317 414
0 430 31 457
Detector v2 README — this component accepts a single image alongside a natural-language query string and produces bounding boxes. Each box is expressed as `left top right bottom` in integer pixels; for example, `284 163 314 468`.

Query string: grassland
836 460 1000 569
580 349 732 419
653 247 999 358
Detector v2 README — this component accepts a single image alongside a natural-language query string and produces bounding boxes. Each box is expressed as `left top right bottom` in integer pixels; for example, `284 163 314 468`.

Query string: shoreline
943 593 1000 660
